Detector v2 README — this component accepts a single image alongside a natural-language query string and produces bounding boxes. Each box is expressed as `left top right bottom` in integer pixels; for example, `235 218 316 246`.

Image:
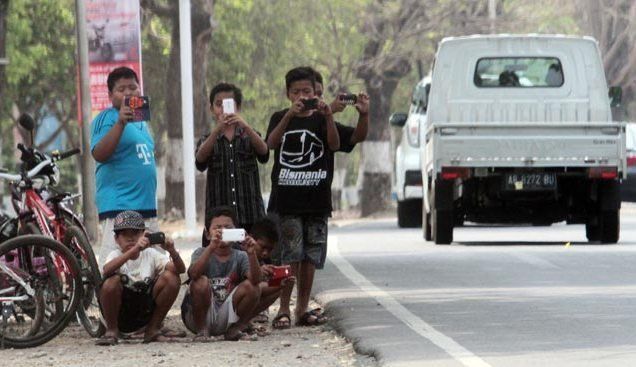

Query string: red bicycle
5 115 103 337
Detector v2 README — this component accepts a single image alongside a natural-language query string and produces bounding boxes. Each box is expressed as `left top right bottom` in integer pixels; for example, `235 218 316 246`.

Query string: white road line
328 236 493 367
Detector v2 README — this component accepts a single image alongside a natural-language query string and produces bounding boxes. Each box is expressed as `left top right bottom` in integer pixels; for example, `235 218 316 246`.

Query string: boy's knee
101 275 122 295
160 270 181 289
239 279 260 297
189 276 209 296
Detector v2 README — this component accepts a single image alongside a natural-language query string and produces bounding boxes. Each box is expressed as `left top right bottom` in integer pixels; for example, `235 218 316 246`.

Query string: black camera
339 94 357 105
301 98 319 111
145 231 165 245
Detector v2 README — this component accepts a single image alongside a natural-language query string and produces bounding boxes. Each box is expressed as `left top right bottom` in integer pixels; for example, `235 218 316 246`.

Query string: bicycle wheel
20 222 64 322
0 235 82 349
0 250 45 340
63 225 105 337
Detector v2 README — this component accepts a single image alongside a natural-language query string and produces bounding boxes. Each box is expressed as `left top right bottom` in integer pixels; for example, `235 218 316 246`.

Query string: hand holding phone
222 98 236 114
338 94 357 105
145 231 166 245
268 265 292 287
221 228 246 242
301 98 319 111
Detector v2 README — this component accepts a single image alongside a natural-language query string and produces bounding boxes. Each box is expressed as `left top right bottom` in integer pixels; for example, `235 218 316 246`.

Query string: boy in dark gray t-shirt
181 206 261 341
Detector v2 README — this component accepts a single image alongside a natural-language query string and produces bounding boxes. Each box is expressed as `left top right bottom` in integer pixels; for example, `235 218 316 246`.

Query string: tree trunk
358 78 398 217
161 1 214 219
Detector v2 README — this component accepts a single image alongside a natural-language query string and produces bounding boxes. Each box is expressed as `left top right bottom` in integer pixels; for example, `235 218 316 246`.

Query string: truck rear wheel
585 221 600 242
433 209 453 245
397 199 422 228
600 210 619 244
423 209 432 241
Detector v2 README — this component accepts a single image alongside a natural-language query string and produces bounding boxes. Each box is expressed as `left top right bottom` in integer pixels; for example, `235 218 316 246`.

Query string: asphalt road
315 206 636 367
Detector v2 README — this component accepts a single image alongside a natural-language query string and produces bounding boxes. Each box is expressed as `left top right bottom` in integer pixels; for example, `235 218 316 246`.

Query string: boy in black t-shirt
265 66 339 328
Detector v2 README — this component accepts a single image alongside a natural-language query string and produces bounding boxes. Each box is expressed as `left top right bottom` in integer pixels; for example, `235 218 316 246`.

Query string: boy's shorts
117 278 156 333
181 285 239 336
278 215 328 269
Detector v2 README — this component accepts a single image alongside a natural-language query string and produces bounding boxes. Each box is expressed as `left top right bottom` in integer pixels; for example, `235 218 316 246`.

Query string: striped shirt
195 127 268 228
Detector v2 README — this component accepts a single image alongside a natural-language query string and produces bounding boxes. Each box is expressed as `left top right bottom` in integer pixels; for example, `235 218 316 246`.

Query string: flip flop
95 335 118 346
296 309 328 327
253 310 269 324
160 326 187 338
143 332 179 344
272 312 291 330
224 330 257 341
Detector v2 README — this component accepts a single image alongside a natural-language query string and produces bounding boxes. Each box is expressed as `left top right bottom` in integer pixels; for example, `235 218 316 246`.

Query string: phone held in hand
221 228 246 242
339 93 357 105
268 265 292 287
123 96 151 122
222 98 236 114
145 231 165 245
301 98 319 111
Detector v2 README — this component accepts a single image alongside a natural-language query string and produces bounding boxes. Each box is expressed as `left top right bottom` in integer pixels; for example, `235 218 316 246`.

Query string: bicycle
1 117 104 337
0 234 83 348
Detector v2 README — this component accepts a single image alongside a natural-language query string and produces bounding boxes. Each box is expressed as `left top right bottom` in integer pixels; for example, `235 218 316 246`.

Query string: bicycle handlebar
56 148 80 161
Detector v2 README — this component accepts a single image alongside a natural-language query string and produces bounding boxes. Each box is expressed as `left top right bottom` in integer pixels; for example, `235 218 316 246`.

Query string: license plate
504 173 556 191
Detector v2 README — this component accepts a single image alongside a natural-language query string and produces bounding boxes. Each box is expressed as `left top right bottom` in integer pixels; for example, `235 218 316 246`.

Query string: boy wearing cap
97 211 186 346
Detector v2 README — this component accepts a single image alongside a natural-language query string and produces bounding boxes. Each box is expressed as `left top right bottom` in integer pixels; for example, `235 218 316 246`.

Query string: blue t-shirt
90 107 157 219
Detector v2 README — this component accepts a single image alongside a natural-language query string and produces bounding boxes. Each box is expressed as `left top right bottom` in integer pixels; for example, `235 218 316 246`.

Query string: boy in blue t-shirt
90 66 159 269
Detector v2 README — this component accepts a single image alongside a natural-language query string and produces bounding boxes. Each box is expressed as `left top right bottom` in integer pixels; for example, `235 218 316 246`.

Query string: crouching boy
181 206 262 341
97 211 185 345
245 215 295 330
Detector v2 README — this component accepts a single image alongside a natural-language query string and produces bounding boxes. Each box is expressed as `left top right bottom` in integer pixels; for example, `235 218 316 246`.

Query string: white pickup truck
421 35 625 244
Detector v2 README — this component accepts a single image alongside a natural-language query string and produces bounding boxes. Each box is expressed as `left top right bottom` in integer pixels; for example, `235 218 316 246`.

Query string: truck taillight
627 153 636 167
406 120 419 147
588 167 618 179
441 167 470 180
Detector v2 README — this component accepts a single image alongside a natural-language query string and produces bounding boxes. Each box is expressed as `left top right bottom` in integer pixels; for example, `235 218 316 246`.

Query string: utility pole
179 0 197 234
74 0 99 242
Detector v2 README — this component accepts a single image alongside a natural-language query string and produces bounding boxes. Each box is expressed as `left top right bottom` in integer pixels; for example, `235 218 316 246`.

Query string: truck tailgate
425 122 625 174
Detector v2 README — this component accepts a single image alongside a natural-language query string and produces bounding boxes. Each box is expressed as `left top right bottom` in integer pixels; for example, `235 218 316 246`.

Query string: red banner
85 0 143 116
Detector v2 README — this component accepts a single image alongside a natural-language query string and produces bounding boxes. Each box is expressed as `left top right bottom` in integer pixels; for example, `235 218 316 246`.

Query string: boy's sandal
143 333 179 344
160 326 187 338
95 335 118 346
253 310 269 323
296 309 328 327
192 332 212 343
224 330 257 341
272 313 291 330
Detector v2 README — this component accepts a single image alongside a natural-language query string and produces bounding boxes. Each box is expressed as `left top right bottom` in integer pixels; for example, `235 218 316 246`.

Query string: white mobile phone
221 228 245 242
222 98 236 114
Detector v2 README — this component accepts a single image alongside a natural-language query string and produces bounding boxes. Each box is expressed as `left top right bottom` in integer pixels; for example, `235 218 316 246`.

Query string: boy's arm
227 114 268 156
188 230 221 279
318 101 340 151
195 124 224 167
162 237 186 274
92 106 134 162
102 244 143 278
243 236 262 286
267 101 303 149
350 93 370 145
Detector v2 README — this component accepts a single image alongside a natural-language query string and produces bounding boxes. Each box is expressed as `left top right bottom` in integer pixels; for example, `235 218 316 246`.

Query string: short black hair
250 214 280 244
205 206 238 231
107 67 139 93
209 82 243 108
285 66 316 92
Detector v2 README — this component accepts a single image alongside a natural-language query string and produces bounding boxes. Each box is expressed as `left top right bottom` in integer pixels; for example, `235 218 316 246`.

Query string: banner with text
83 0 143 119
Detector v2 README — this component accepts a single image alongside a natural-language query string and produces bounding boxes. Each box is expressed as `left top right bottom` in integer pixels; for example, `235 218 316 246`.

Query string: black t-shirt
266 110 335 215
266 109 357 215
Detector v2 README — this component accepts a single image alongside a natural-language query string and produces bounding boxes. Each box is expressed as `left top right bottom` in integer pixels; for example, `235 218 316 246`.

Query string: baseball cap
112 210 147 232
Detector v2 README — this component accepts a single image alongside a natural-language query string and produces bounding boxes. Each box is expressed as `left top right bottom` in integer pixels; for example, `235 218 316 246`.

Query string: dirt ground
1 214 379 367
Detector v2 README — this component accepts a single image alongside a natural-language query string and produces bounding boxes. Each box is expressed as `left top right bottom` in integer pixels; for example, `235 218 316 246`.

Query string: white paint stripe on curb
328 236 493 367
